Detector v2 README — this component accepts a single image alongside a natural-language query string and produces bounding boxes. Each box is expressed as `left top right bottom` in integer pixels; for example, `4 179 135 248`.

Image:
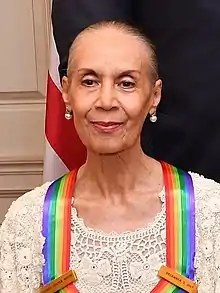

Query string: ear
62 76 71 108
149 79 162 115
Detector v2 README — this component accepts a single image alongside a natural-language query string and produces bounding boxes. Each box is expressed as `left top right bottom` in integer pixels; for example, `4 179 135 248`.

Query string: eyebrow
117 70 141 78
77 68 97 76
77 68 141 77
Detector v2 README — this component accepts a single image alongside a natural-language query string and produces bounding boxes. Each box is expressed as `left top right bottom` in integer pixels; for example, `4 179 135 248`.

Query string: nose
95 81 118 110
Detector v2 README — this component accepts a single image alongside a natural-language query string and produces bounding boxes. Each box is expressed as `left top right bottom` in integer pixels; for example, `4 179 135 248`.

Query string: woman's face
62 27 162 155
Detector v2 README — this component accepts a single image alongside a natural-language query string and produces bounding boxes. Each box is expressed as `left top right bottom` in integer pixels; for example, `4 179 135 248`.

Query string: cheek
68 89 92 141
123 94 151 122
69 87 92 118
72 103 90 142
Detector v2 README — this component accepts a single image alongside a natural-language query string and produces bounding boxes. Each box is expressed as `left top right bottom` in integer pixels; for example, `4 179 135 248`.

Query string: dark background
52 0 220 181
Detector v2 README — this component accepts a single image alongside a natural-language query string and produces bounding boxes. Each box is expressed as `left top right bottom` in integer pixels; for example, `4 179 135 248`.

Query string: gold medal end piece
158 266 198 293
38 270 78 293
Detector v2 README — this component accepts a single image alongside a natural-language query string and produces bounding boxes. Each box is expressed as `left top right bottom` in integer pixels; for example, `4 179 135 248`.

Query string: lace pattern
70 191 166 293
1 174 220 292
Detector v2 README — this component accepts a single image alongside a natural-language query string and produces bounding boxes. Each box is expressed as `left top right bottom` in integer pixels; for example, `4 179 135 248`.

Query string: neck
77 143 162 203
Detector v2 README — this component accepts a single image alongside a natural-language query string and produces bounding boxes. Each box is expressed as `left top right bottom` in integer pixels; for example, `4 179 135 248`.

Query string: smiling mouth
91 121 123 133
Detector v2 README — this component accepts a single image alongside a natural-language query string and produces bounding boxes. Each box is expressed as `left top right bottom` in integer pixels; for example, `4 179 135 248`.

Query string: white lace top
1 172 220 293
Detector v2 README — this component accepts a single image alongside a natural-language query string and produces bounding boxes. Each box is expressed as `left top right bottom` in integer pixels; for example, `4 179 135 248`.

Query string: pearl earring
150 112 157 123
65 108 73 120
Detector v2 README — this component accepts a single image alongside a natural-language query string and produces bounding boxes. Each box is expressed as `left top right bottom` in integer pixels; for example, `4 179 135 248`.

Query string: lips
91 121 123 133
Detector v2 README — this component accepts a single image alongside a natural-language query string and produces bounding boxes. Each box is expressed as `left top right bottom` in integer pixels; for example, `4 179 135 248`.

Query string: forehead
72 28 150 74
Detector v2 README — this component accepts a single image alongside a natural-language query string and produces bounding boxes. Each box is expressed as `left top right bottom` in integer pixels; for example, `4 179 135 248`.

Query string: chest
69 212 166 293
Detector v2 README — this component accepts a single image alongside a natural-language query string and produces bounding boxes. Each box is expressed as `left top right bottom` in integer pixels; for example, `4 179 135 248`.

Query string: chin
89 141 126 155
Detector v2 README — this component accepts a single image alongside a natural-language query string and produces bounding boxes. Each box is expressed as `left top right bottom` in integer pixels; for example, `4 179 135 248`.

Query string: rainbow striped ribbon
42 162 196 292
152 162 196 292
42 170 79 293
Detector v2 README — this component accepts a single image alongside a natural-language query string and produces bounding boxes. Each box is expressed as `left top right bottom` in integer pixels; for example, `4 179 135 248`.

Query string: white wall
0 0 50 224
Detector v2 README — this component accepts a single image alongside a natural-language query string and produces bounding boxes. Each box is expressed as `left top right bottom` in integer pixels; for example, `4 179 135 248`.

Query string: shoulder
0 182 51 292
0 181 52 242
190 172 220 212
0 181 51 238
189 172 220 290
190 171 220 232
1 181 51 228
189 171 220 241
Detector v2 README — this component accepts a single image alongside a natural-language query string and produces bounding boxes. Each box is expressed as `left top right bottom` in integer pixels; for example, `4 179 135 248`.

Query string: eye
81 79 98 87
119 80 135 90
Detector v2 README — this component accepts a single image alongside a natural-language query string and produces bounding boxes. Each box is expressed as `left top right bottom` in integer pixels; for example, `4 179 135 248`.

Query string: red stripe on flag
45 74 86 171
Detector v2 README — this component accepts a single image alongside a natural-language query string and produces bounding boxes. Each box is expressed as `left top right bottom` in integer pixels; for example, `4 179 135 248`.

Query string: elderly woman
1 21 220 293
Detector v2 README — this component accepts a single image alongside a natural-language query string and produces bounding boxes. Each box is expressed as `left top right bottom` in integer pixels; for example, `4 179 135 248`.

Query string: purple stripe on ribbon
187 174 196 280
42 182 56 284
